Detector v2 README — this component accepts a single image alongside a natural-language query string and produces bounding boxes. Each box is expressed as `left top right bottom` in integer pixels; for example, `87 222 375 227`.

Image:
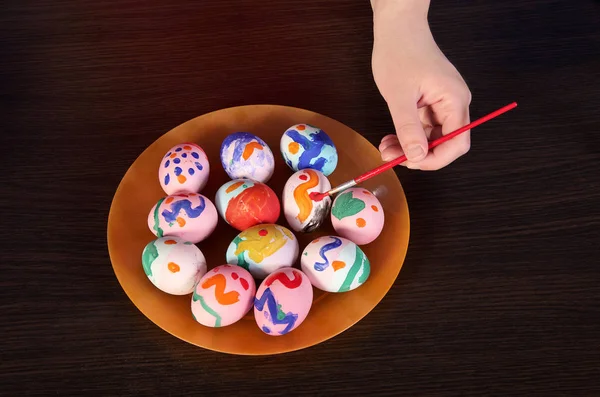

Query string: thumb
389 102 428 162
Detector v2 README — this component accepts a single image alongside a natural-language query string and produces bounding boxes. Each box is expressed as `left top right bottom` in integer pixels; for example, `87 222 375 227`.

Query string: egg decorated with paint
300 236 370 293
220 132 275 183
280 124 338 176
254 268 313 336
191 264 256 328
226 224 299 279
141 236 207 295
331 188 385 245
282 169 331 233
159 143 210 195
147 192 218 244
215 179 280 231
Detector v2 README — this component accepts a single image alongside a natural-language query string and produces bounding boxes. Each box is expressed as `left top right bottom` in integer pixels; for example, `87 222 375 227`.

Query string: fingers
387 100 429 163
416 101 471 171
379 135 403 162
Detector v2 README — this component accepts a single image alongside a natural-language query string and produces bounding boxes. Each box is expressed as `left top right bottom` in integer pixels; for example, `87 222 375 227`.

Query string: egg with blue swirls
280 124 338 176
220 132 275 183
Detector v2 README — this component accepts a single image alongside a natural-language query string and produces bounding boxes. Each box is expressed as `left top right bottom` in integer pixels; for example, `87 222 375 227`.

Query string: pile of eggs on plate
142 125 385 336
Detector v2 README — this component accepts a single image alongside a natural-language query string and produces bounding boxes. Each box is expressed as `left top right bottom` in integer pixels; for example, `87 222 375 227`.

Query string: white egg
282 169 331 233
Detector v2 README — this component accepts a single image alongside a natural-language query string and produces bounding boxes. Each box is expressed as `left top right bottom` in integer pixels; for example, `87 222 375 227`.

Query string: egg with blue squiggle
280 124 338 176
300 236 370 293
254 268 313 336
226 224 299 279
147 192 218 244
220 132 275 183
159 143 210 195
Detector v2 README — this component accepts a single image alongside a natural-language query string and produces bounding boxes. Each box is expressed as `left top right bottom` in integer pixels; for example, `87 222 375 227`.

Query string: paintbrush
309 102 518 201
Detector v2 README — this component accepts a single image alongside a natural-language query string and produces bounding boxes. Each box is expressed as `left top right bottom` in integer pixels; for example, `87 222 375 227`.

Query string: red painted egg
215 179 280 231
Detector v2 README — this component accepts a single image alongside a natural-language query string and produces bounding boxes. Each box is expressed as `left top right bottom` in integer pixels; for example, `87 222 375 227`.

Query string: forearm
371 0 434 52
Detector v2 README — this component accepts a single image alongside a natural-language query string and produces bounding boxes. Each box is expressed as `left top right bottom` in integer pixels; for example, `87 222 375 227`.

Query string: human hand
371 0 472 170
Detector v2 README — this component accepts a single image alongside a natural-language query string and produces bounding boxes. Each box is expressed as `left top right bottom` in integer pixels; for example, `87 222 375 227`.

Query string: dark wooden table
2 0 600 395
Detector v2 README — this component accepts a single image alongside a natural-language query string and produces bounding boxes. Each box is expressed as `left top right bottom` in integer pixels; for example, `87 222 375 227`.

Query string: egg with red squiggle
191 265 256 327
147 192 218 244
141 236 207 295
301 236 370 293
215 179 280 231
159 143 210 195
254 268 313 336
282 169 331 233
331 188 385 245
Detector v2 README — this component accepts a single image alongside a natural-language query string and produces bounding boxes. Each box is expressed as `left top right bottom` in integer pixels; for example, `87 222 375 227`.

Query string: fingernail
407 145 425 161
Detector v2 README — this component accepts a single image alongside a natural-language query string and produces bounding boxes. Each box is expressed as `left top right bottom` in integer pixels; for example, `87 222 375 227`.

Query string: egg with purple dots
331 188 385 245
159 143 210 195
254 268 313 336
148 192 218 244
300 236 370 293
220 132 275 183
141 236 207 295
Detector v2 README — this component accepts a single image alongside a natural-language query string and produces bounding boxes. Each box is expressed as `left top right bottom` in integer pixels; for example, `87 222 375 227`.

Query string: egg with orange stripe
215 179 280 231
141 236 207 295
300 236 370 293
159 143 210 195
282 169 331 233
191 264 256 327
220 132 275 183
147 192 218 244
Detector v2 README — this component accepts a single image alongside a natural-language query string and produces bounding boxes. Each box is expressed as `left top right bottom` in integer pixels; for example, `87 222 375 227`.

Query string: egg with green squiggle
226 224 299 279
141 236 207 295
191 264 256 328
331 188 384 245
300 236 370 293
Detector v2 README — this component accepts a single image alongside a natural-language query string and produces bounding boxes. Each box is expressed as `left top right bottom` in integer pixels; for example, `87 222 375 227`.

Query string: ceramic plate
107 105 409 355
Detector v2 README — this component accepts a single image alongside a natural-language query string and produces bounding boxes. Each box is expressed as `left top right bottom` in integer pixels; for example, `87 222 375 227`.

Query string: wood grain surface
1 0 599 395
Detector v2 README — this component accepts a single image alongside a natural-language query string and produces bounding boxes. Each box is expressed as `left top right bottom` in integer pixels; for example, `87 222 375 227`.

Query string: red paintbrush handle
355 102 517 184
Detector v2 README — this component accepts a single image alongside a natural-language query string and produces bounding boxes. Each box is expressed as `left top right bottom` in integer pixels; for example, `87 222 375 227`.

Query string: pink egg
191 265 256 327
254 268 313 336
147 192 218 244
159 143 210 195
330 188 385 245
301 236 370 293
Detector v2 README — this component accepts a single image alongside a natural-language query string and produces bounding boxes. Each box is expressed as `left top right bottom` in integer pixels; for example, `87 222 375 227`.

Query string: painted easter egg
220 132 275 183
226 224 299 279
147 192 218 244
215 179 280 231
254 268 313 336
191 265 256 328
141 236 207 295
282 169 331 233
331 188 385 245
280 124 338 176
159 143 210 195
300 236 370 293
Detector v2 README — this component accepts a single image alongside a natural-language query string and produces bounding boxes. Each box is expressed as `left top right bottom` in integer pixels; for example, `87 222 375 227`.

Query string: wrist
371 0 430 22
